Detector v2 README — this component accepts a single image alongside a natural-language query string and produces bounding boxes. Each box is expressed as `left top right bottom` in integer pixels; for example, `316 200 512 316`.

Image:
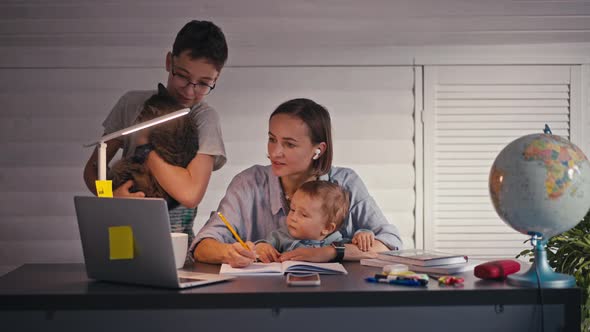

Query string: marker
382 264 409 274
365 277 424 287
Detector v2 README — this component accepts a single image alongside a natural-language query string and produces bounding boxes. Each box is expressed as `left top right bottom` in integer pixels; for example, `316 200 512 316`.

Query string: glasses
170 59 215 95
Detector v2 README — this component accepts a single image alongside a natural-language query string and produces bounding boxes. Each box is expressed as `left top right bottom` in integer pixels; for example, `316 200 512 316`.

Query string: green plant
518 209 590 331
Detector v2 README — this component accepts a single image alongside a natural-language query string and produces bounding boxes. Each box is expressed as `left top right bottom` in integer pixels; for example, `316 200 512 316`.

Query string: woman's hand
279 246 335 263
225 241 257 268
254 242 280 263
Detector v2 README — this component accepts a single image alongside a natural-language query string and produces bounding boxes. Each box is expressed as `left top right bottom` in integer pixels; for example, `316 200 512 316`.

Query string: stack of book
361 249 477 275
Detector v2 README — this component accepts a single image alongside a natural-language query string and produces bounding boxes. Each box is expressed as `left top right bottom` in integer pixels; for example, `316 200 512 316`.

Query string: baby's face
286 191 329 241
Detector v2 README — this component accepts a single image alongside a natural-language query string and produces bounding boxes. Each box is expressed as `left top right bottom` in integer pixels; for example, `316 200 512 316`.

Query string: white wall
1 1 590 276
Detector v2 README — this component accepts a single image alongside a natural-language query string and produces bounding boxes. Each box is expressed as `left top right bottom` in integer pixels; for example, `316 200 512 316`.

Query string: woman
191 98 402 267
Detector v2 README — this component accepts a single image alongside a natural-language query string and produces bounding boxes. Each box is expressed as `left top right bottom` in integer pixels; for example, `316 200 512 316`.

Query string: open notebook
220 261 348 275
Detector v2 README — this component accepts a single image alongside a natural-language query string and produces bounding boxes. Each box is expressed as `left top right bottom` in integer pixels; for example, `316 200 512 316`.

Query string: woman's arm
145 152 214 208
190 167 262 265
342 169 403 250
278 240 388 262
194 238 257 267
343 241 388 260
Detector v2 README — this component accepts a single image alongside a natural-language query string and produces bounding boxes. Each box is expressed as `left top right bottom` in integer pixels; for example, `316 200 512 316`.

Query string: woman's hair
270 98 333 175
296 181 350 229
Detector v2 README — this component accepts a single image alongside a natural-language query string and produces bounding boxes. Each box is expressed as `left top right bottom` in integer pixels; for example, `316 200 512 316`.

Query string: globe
489 132 590 287
490 133 590 238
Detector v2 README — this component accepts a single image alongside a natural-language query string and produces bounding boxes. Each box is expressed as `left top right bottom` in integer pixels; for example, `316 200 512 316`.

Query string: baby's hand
254 242 280 263
352 231 374 252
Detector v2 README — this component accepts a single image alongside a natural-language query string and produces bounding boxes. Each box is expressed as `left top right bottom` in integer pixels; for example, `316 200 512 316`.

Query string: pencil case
474 260 520 280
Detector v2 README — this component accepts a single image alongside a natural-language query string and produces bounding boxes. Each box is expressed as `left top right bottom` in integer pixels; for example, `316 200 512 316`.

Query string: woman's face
268 114 319 178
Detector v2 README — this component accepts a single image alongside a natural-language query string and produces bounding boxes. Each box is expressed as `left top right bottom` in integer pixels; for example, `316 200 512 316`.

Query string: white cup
171 232 188 269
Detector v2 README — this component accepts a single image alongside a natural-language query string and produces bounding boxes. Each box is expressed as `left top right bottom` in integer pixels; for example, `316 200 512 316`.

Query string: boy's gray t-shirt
102 90 227 243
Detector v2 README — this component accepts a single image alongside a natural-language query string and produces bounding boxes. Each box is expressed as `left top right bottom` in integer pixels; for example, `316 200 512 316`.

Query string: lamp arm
84 107 190 183
84 108 190 147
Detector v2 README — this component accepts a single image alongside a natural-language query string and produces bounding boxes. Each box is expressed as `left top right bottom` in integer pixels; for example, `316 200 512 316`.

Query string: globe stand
507 234 576 288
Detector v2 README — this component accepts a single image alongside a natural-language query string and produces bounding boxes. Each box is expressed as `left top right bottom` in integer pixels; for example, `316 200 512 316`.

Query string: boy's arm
145 152 213 209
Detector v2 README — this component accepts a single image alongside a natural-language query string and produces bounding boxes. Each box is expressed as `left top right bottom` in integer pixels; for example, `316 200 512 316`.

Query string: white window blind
423 65 581 259
0 66 417 270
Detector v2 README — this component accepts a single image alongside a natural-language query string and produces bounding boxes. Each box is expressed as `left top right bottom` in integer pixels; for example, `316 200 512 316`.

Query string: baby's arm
351 229 375 252
254 230 283 263
254 242 280 263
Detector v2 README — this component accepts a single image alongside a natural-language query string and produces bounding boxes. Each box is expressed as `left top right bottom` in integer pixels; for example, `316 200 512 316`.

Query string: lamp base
507 234 576 288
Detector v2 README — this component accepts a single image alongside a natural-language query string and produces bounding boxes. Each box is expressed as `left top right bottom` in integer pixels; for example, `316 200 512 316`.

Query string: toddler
255 180 374 262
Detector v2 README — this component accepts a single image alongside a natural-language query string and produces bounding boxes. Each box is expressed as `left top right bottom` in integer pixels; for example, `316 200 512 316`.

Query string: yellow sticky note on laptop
108 226 134 260
95 180 113 198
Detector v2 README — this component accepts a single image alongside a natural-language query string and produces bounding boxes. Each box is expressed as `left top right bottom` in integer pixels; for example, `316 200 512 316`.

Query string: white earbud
312 148 321 160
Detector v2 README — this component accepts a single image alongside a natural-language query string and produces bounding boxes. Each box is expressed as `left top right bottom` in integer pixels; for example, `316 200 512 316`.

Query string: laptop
74 196 233 289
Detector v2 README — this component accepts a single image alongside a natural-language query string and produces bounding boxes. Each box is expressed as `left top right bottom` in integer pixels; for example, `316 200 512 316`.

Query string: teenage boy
83 20 228 243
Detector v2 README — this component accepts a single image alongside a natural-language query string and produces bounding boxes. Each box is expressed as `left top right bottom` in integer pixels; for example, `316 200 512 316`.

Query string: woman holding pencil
190 98 402 267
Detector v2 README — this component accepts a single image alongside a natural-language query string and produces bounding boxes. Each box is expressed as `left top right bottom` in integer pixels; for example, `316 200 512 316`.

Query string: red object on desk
474 260 520 280
438 276 464 286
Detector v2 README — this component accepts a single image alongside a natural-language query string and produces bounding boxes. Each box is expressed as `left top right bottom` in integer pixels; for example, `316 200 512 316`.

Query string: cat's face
136 105 176 122
136 84 182 123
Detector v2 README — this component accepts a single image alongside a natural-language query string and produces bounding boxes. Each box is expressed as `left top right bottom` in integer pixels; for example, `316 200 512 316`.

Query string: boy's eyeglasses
170 59 215 95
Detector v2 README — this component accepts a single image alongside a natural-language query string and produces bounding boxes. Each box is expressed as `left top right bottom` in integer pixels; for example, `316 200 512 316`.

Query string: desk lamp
85 108 190 181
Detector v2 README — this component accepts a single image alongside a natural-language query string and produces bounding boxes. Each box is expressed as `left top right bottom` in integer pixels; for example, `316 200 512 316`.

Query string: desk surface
0 262 580 312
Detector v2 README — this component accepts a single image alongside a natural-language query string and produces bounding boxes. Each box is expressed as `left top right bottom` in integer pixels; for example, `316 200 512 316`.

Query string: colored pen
374 273 429 285
365 277 424 287
217 212 249 250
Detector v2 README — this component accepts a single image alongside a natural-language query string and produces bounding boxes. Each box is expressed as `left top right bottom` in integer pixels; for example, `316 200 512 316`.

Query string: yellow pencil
217 212 249 250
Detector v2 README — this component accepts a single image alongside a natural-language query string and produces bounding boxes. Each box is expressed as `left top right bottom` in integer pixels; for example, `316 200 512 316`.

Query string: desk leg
563 295 581 332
